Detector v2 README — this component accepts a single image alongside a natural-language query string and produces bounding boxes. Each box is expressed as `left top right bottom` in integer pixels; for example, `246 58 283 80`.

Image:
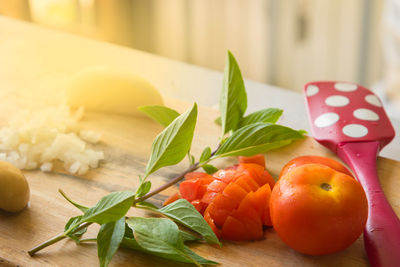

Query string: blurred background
1 0 399 118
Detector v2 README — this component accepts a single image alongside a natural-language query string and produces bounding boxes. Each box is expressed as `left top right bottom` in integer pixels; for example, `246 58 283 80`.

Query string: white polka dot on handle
365 94 382 107
314 112 340 128
353 108 379 121
306 85 319 97
342 124 368 138
325 95 350 107
334 83 358 92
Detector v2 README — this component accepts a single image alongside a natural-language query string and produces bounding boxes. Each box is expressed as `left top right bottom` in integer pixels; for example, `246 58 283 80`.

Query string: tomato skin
270 164 368 255
238 154 266 168
279 155 353 179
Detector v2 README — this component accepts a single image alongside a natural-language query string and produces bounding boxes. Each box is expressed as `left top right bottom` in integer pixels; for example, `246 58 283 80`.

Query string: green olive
0 161 30 212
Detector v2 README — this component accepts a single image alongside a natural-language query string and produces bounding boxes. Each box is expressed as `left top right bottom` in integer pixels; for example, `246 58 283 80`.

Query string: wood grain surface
0 98 399 267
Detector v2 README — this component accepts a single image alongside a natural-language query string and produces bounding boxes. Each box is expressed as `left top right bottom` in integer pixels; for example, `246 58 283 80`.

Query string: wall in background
0 0 384 92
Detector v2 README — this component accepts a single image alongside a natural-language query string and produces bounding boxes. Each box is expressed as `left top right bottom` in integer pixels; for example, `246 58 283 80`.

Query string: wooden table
0 16 399 266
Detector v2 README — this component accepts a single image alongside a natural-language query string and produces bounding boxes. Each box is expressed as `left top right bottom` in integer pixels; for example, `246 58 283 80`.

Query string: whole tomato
279 155 353 178
270 163 368 255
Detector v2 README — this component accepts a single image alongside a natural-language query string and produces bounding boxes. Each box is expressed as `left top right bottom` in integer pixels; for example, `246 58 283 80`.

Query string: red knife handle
337 141 400 267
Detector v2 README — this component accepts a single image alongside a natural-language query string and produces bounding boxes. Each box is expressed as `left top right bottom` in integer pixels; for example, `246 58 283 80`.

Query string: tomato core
320 183 332 191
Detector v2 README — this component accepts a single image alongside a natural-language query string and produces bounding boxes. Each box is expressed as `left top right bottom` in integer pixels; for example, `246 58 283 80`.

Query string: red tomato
271 164 368 255
279 155 353 179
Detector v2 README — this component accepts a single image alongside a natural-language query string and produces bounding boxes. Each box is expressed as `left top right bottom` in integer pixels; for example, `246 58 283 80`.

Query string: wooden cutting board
0 98 399 267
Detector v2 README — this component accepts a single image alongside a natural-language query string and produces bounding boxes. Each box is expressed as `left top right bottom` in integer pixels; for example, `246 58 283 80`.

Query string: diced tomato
185 172 213 180
231 208 264 240
261 170 275 189
208 205 231 227
208 194 237 226
201 191 218 205
234 177 253 192
197 177 215 198
179 179 200 202
222 182 248 204
180 177 214 202
163 192 181 206
207 179 227 193
237 173 260 191
237 191 262 217
252 184 272 226
212 192 240 212
191 199 207 214
238 154 266 168
221 209 263 241
176 158 274 242
237 163 265 186
221 216 248 241
213 169 237 184
204 208 221 237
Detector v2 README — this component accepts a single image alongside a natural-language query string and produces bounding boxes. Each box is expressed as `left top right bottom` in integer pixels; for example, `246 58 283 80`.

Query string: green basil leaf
121 237 216 265
215 122 305 157
124 222 134 238
239 108 283 127
64 215 88 243
183 246 218 265
81 191 134 224
135 181 151 198
144 103 198 178
180 230 200 242
138 105 180 127
59 189 88 213
120 237 143 250
126 217 184 252
97 217 125 267
202 164 219 174
188 153 195 165
158 199 221 246
220 51 247 135
199 147 212 163
135 201 159 210
126 217 202 265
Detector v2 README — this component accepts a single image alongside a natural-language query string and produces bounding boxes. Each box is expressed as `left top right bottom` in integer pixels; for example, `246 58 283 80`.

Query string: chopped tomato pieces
238 154 266 168
170 156 275 241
